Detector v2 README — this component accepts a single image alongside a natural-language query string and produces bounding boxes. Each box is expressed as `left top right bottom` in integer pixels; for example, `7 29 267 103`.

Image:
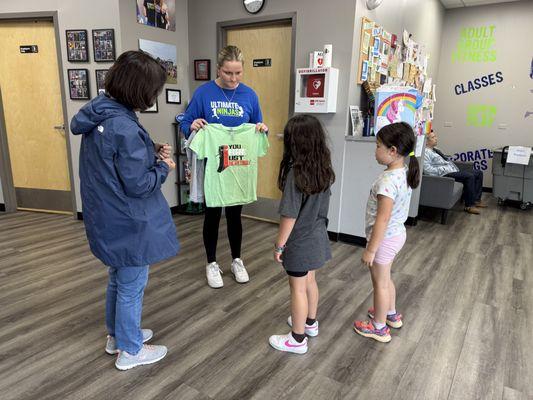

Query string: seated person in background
424 130 487 215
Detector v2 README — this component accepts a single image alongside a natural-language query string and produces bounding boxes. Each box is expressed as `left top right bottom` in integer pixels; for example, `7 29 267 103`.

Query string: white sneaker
269 332 308 354
287 316 319 337
206 262 223 288
231 258 250 283
115 344 167 371
105 328 153 355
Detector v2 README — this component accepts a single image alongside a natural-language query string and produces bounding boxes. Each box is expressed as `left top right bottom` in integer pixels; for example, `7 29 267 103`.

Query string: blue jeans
105 265 149 355
444 169 483 207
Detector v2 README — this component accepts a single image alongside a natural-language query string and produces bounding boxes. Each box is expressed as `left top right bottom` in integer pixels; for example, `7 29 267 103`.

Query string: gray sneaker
115 344 168 371
105 329 154 355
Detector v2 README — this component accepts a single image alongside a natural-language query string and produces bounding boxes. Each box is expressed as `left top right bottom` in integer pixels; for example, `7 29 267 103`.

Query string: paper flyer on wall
374 86 419 132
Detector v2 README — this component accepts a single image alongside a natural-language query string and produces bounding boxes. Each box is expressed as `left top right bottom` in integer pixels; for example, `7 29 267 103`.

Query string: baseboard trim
77 212 83 220
0 203 5 212
328 231 366 247
482 187 493 193
405 216 418 226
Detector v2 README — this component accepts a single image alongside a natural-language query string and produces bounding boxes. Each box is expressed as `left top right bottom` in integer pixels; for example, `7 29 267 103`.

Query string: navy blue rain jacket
70 94 179 267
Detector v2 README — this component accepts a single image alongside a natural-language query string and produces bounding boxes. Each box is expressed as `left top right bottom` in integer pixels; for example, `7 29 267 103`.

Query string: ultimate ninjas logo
217 144 250 172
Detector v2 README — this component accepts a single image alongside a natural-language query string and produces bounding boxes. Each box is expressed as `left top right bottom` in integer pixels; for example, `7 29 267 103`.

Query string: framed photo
95 69 108 95
136 0 176 31
166 89 181 104
66 29 89 62
67 69 90 100
139 39 177 84
194 59 211 81
92 29 116 62
140 98 158 113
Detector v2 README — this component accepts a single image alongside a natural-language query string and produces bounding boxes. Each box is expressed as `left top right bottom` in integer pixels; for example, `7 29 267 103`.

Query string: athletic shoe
287 316 319 337
353 319 391 343
367 307 403 329
206 262 223 288
269 332 308 354
115 344 167 371
105 329 154 355
231 258 250 283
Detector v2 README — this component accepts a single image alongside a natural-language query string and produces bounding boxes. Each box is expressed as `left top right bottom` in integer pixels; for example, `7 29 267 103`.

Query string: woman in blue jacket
71 51 179 371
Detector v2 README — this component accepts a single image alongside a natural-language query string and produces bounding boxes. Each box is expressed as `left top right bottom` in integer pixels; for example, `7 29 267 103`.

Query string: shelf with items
172 122 205 215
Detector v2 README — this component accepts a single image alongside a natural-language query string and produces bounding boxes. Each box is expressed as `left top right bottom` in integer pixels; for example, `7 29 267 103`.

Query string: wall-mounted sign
452 25 496 63
467 104 497 127
253 58 272 67
20 45 38 53
454 71 503 95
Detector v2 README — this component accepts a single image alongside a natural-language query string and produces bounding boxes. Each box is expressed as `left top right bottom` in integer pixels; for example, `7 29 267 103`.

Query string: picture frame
67 69 90 100
140 98 158 113
166 89 181 104
139 38 177 84
66 29 89 62
95 69 108 95
194 59 211 81
92 29 116 62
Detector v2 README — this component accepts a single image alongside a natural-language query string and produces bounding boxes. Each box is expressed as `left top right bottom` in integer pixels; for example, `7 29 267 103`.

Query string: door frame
217 12 297 117
0 11 77 214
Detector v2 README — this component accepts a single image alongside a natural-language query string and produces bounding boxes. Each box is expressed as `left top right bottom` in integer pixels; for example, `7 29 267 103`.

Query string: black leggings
203 205 243 263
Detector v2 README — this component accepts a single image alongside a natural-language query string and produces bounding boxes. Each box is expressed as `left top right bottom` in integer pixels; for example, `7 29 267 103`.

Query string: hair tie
409 151 415 157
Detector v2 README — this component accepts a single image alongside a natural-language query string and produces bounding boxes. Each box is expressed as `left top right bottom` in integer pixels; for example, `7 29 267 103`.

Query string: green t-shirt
189 123 269 207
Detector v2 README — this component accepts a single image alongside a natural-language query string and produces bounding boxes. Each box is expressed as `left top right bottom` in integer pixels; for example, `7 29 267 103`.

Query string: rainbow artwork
374 88 418 133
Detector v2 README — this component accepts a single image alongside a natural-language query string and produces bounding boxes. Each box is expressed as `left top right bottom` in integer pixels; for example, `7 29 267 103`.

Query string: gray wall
433 0 533 187
118 0 191 206
187 0 444 235
339 0 444 236
187 0 359 234
0 0 123 212
0 0 189 211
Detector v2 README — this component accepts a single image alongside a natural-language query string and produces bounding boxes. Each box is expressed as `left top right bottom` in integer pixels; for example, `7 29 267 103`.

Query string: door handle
276 133 284 140
53 125 65 130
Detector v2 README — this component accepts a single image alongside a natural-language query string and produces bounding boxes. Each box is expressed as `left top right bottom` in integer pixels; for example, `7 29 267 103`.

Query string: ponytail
407 155 420 189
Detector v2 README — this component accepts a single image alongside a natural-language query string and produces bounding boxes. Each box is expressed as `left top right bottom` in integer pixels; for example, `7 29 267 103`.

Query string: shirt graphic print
189 123 269 207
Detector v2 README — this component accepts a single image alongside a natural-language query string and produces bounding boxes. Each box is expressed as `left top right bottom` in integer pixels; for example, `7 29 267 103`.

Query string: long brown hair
278 114 335 194
376 122 420 188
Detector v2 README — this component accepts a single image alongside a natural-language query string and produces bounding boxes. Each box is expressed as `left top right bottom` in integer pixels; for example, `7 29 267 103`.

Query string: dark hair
105 50 166 110
277 114 335 195
377 122 420 188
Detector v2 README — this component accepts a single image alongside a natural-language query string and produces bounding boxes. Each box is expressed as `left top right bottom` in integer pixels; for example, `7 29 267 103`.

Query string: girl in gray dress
269 115 335 354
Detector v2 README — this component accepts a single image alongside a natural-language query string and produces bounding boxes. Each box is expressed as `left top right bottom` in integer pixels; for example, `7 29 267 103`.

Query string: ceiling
439 0 523 8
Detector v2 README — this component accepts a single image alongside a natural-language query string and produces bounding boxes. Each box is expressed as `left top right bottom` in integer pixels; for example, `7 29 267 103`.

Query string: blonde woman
181 45 268 288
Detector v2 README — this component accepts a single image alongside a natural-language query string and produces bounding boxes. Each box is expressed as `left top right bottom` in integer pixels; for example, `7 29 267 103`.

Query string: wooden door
0 20 71 213
227 22 292 221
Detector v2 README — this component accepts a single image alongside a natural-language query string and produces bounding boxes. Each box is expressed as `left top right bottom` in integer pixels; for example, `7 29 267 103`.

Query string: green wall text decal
452 25 496 63
467 104 497 127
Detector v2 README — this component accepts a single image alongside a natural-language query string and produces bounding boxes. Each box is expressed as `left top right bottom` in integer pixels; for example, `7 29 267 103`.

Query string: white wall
433 0 533 187
340 0 445 236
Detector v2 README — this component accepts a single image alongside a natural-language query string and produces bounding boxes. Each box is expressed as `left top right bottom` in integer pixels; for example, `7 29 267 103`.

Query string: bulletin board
356 17 394 85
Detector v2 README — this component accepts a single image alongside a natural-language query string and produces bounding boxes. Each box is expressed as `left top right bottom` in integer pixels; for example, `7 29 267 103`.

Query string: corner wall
433 0 533 187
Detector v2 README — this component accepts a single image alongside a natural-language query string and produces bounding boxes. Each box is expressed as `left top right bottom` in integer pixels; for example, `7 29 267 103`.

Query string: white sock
387 309 397 316
373 320 386 330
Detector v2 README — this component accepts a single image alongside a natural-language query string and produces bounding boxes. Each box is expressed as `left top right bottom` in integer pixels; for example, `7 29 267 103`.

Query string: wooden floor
0 195 531 400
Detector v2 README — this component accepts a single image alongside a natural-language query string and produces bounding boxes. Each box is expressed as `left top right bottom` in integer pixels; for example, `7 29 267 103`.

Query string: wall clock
243 0 265 14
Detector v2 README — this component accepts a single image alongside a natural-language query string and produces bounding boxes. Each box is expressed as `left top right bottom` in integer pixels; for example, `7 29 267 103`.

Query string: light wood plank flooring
0 195 531 400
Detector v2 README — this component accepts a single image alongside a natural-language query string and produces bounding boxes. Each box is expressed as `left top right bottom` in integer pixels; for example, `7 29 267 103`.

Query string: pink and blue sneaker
367 307 403 328
353 319 392 343
269 332 308 354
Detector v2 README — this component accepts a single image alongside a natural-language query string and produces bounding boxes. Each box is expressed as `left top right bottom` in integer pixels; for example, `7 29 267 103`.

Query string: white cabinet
294 67 339 113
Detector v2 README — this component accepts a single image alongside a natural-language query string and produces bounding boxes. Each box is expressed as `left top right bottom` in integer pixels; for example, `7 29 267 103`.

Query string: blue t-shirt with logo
180 81 263 139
